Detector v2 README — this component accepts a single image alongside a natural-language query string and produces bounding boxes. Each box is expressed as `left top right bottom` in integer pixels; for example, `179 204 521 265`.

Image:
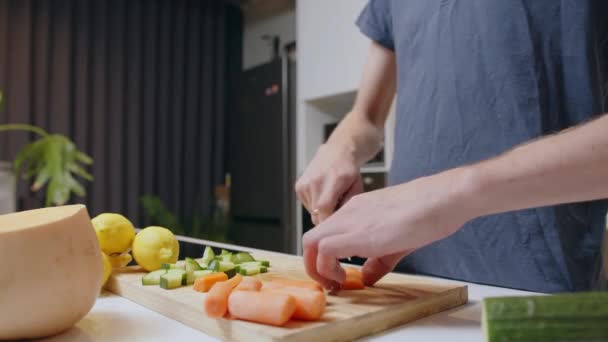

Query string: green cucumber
185 258 204 285
167 269 187 286
208 259 220 272
233 252 255 264
259 260 270 267
218 261 235 272
160 270 186 289
219 254 233 262
201 246 216 265
224 269 237 279
142 269 167 285
220 249 232 255
161 263 185 270
482 292 608 342
237 264 268 276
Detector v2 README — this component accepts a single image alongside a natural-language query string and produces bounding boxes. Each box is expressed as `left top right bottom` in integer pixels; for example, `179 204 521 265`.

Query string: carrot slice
344 266 362 279
193 272 228 293
204 274 243 318
228 290 296 326
235 276 262 291
263 286 326 321
341 275 365 290
271 278 323 292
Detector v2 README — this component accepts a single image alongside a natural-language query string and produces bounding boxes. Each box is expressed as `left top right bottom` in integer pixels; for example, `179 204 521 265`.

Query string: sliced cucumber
160 270 186 289
237 264 267 276
259 260 270 267
161 263 185 270
167 269 187 286
233 252 255 264
220 249 232 255
142 269 167 285
201 246 216 265
219 253 233 262
218 261 235 272
208 259 220 272
185 258 204 285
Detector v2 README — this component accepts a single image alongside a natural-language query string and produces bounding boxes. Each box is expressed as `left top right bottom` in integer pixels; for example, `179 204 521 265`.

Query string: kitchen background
0 0 392 255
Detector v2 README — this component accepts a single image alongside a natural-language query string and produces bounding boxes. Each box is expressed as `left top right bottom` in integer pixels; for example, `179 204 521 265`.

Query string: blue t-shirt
357 0 608 293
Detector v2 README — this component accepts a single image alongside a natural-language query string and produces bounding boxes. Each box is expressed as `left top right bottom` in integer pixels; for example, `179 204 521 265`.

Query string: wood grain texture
106 251 468 341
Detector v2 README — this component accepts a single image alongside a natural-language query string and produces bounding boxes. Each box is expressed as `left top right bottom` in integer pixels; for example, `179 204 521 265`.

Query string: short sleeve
356 0 394 51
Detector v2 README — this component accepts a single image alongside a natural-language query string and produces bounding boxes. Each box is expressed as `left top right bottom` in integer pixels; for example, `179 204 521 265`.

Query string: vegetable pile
141 246 270 290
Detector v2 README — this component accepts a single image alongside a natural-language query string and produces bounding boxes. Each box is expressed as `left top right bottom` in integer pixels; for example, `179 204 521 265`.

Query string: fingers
303 238 339 290
361 250 412 286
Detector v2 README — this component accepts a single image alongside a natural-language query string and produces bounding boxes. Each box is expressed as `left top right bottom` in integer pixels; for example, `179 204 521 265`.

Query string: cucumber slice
167 269 187 286
161 263 185 270
208 259 220 272
185 258 204 285
219 253 233 262
259 260 270 267
237 264 267 276
233 252 255 264
160 271 185 289
238 267 260 276
142 269 167 285
201 246 216 265
220 249 232 255
218 261 235 272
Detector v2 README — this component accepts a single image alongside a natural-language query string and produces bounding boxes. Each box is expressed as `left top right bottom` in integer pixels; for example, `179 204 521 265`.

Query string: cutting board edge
274 284 469 342
105 275 288 342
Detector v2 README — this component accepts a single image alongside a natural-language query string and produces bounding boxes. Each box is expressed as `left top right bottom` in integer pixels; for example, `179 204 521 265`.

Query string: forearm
462 113 608 218
324 41 396 166
324 111 385 166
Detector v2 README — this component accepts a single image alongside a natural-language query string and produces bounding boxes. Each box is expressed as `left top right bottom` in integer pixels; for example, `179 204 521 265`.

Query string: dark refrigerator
226 53 297 254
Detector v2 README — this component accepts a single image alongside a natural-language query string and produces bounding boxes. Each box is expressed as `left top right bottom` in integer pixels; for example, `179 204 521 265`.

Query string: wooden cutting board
105 250 467 341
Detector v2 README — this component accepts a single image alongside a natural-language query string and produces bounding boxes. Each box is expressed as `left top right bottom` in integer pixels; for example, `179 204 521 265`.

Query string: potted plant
0 90 93 208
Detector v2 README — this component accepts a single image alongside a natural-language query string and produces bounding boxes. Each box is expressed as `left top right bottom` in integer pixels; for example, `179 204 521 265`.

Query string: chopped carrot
193 272 228 293
235 276 262 291
204 274 243 318
344 266 362 279
341 275 365 290
271 278 323 292
228 290 296 326
263 286 326 321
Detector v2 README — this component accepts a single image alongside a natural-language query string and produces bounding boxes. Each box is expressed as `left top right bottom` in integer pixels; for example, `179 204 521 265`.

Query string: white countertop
39 280 534 342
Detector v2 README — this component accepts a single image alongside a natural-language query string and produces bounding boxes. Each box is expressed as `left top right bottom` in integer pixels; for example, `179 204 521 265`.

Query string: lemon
92 213 136 255
108 252 133 268
101 252 112 287
132 226 179 271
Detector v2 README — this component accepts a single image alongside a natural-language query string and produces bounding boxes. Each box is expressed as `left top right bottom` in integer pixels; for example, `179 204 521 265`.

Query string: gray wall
0 0 242 226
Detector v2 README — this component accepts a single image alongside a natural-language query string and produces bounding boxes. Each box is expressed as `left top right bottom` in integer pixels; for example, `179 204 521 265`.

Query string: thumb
361 250 413 286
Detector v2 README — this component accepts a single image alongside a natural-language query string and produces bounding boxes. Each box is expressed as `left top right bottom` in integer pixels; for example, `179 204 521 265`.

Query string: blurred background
0 0 392 255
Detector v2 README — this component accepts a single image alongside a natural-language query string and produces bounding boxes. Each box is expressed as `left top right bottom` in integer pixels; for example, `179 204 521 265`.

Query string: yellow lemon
101 252 112 287
108 252 133 268
92 213 136 255
132 226 179 271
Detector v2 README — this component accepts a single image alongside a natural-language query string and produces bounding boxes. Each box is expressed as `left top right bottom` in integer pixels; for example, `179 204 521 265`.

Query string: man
296 0 608 293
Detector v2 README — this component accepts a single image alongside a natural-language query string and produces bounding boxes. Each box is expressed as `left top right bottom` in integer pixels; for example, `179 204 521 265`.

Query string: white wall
242 9 296 70
297 0 369 101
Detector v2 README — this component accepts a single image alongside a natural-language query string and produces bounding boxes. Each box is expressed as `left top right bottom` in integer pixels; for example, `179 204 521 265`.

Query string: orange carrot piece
193 272 228 293
344 266 362 279
271 278 323 292
235 276 262 291
263 286 326 321
341 275 365 290
228 290 296 326
204 274 243 318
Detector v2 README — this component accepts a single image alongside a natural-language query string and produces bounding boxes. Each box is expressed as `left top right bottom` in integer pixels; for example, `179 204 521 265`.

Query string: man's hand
302 168 475 288
295 144 364 224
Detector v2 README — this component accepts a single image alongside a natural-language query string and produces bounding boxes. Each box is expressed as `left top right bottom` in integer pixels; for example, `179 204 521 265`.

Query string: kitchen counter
40 279 534 342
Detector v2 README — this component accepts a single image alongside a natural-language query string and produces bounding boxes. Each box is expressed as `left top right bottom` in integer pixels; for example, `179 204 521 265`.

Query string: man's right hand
295 143 364 224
